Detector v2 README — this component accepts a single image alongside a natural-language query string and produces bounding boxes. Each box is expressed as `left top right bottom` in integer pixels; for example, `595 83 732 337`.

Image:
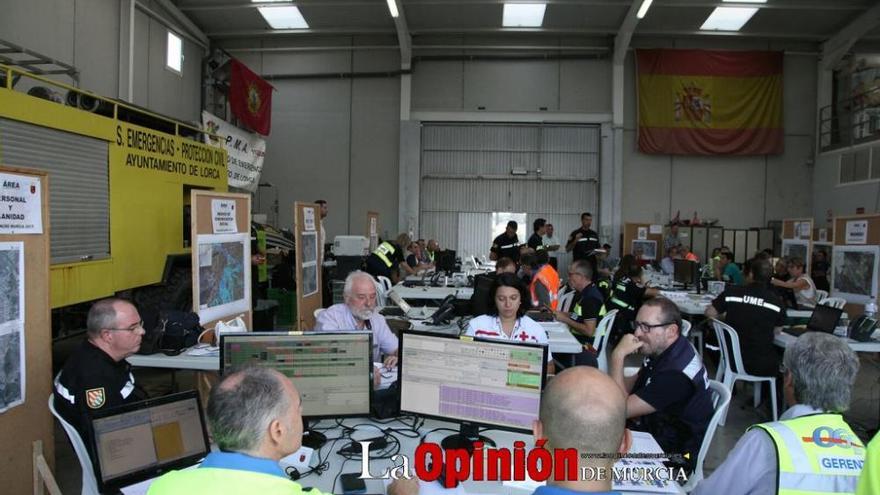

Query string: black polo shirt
527 233 545 251
569 284 605 345
631 336 713 471
607 276 646 335
711 284 785 377
54 340 147 459
491 233 520 262
568 227 600 261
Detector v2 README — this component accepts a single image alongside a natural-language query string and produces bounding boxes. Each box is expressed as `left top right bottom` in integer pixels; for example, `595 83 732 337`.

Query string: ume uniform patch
86 387 106 409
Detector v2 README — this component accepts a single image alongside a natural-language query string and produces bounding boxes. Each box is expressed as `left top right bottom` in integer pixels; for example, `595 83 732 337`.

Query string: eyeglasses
106 320 144 332
630 320 675 333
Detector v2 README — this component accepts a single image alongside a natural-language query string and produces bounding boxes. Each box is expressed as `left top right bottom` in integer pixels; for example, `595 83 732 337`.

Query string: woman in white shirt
771 257 817 309
465 272 553 368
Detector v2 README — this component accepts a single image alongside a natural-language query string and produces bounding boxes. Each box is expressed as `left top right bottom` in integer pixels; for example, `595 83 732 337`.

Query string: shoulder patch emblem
86 387 106 409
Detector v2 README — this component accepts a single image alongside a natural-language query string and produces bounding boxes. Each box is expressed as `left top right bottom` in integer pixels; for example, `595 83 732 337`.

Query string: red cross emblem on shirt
517 331 529 341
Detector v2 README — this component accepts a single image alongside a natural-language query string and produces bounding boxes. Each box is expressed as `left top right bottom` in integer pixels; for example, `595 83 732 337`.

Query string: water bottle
865 301 877 318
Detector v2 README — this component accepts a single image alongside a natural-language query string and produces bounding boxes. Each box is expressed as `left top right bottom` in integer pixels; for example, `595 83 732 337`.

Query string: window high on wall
166 31 183 74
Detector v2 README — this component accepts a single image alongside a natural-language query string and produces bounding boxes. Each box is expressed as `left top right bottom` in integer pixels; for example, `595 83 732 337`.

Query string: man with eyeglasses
54 298 148 460
609 297 713 474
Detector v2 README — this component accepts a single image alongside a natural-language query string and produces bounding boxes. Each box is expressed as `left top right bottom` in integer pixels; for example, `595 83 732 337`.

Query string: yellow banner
638 74 782 129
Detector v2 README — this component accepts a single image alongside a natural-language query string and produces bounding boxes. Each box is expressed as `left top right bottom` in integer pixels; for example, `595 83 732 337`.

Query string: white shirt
543 234 560 249
464 314 553 362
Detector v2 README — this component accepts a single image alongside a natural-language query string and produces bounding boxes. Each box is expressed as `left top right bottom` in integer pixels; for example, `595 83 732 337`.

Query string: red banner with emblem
229 59 273 136
636 49 783 155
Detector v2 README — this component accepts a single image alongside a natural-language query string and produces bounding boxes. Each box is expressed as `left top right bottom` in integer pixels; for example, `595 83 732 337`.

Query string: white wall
0 0 203 122
218 37 402 238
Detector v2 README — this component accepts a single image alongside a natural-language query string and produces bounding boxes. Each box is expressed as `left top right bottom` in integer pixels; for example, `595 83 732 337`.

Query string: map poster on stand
194 233 251 323
303 207 316 232
300 231 319 297
0 241 25 414
0 172 42 235
211 199 238 234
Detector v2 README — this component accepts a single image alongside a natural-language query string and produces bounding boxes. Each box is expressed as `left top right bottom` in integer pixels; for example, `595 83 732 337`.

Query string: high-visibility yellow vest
750 413 866 495
147 467 328 495
856 432 879 495
427 250 435 262
373 241 396 268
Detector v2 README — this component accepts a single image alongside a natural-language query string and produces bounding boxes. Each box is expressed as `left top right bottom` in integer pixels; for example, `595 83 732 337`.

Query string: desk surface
395 283 474 301
127 352 219 371
773 331 880 353
124 417 682 495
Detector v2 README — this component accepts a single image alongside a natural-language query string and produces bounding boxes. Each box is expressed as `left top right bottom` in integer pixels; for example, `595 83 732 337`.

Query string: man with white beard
315 270 398 368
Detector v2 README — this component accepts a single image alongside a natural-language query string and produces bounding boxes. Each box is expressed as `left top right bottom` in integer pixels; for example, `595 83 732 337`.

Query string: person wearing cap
491 220 521 263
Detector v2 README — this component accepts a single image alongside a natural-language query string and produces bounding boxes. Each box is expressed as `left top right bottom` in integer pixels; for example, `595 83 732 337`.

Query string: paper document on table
186 345 219 357
629 430 665 456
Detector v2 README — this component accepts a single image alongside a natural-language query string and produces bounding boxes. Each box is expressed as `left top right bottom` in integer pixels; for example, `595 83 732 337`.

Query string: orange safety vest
530 264 560 310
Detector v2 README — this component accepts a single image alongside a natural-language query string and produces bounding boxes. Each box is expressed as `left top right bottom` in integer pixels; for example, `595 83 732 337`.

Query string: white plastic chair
710 319 777 425
594 310 619 373
681 319 692 337
682 380 732 492
48 394 100 495
820 297 846 309
374 277 391 307
558 291 575 313
376 275 393 294
815 289 829 301
557 286 570 301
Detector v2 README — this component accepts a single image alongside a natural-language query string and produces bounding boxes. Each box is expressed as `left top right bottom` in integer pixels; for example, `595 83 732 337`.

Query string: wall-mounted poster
637 227 648 240
195 233 251 323
0 172 42 235
632 239 657 260
831 245 880 304
211 199 237 234
0 242 25 414
845 220 868 244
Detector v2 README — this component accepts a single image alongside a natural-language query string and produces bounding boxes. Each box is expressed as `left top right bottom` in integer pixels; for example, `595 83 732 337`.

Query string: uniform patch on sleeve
86 387 106 409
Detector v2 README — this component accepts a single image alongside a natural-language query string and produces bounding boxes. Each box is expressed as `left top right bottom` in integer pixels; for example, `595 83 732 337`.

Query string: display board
366 211 379 252
190 190 252 331
623 223 663 260
0 166 52 494
782 218 814 275
832 214 880 309
295 202 323 331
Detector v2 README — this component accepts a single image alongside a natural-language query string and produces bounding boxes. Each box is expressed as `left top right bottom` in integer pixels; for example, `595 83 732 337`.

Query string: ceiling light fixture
502 3 546 28
722 0 767 3
386 0 399 18
700 7 758 31
257 6 309 29
636 0 653 19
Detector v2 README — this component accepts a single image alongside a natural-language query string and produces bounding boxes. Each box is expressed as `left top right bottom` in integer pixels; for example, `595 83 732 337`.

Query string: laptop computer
783 304 843 338
88 390 210 493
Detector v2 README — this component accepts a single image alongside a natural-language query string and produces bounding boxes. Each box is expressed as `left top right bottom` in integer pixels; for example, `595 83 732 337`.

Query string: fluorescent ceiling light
257 6 309 29
722 0 767 3
502 3 546 28
700 7 758 31
636 0 653 19
386 0 399 18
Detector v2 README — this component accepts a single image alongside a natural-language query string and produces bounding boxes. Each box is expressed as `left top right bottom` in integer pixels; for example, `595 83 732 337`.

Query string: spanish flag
636 49 783 155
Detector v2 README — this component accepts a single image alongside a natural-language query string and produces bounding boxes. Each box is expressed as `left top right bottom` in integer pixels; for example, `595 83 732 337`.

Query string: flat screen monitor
88 391 209 493
807 304 842 333
220 332 372 419
399 330 547 450
673 259 699 289
437 249 457 273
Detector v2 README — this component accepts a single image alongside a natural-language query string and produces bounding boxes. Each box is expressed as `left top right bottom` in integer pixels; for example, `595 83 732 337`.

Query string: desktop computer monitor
436 249 458 273
88 391 210 493
470 273 496 316
673 259 699 290
220 332 373 419
399 330 548 451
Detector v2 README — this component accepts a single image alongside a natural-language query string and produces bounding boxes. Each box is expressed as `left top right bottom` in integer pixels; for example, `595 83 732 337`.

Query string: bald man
149 367 330 494
389 367 630 495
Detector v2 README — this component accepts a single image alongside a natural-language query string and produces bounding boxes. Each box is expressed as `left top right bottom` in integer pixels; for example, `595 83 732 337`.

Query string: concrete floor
51 342 880 494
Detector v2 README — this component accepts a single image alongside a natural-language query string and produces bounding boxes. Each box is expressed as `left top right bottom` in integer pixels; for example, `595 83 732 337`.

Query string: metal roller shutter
419 122 600 277
0 118 109 263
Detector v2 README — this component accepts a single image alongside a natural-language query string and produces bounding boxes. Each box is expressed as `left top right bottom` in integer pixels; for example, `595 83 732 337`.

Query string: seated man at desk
404 241 433 273
315 270 398 369
553 260 604 367
715 251 744 285
465 272 554 368
54 298 148 455
148 367 331 495
365 233 413 284
705 258 785 378
610 297 713 473
692 332 863 495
